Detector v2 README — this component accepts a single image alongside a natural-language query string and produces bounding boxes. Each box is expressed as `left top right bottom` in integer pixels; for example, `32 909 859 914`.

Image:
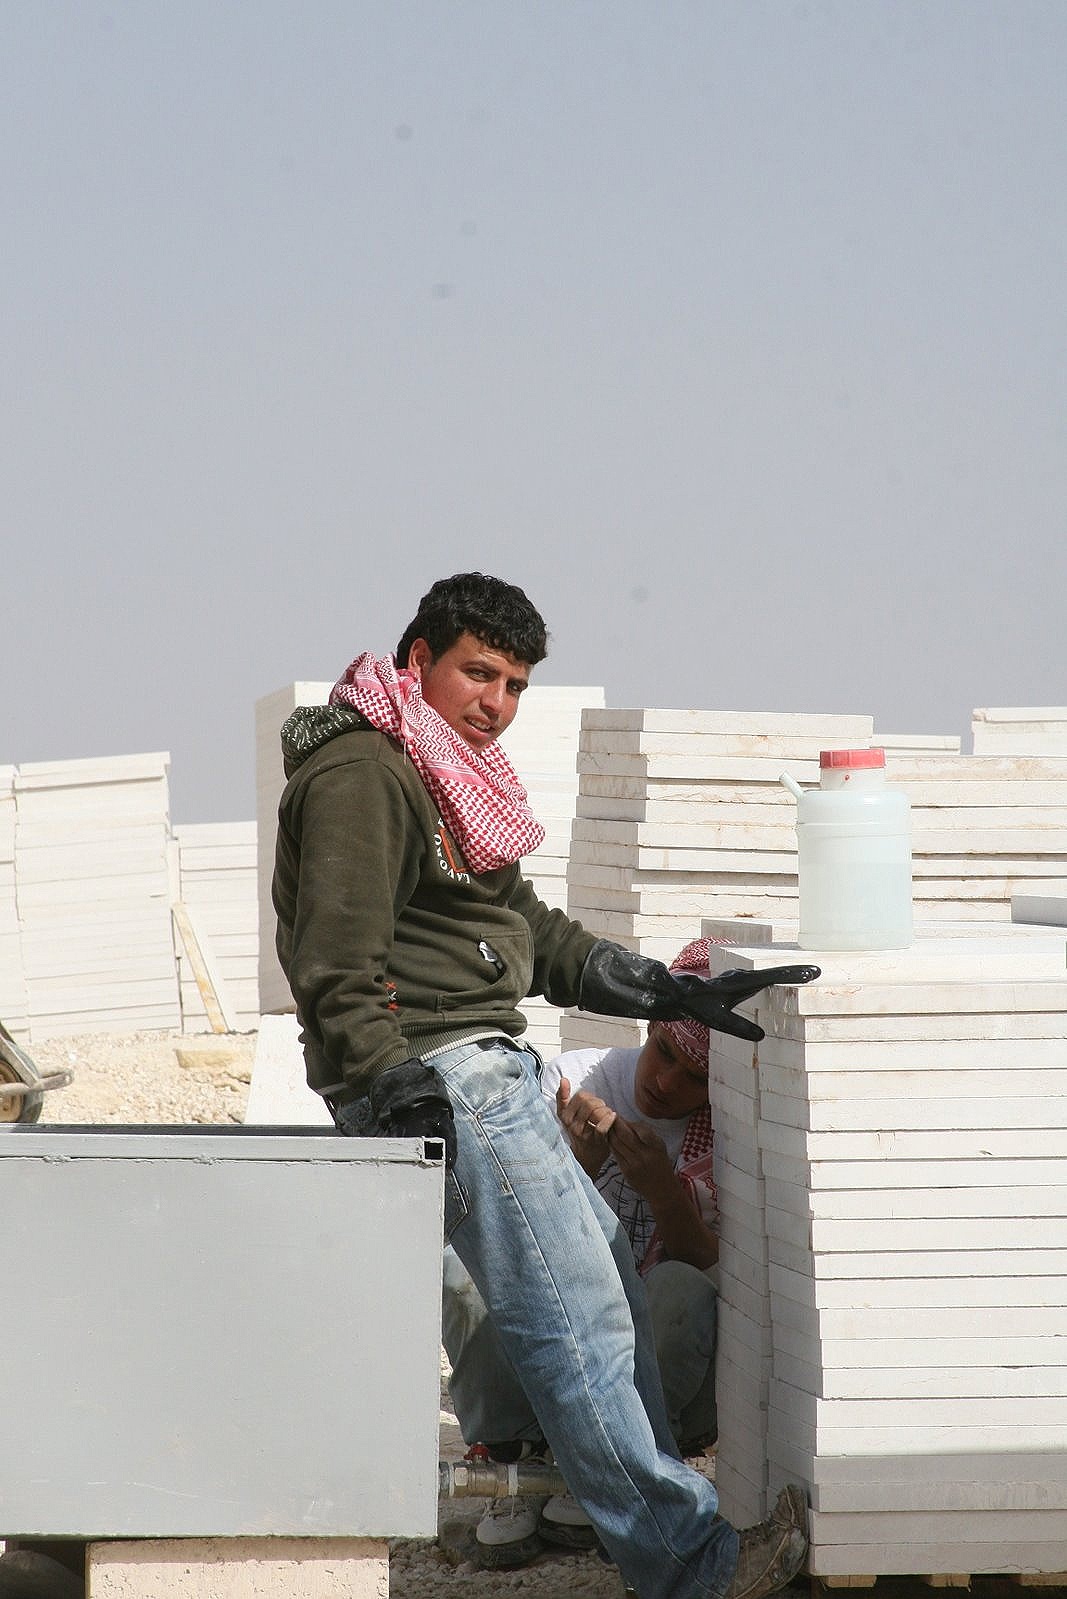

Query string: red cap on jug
820 748 886 768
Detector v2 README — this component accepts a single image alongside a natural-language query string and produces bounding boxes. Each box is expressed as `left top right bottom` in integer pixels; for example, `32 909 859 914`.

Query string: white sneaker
539 1490 597 1549
467 1441 549 1570
475 1494 546 1568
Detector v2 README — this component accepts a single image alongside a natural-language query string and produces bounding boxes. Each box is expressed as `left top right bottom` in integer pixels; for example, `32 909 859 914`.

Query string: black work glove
363 1057 458 1171
577 939 820 1043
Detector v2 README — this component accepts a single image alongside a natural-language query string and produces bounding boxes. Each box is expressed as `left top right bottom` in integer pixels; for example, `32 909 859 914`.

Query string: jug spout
779 772 805 801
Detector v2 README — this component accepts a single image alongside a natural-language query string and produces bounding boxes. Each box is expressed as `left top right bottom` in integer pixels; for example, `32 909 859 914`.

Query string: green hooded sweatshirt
272 705 597 1101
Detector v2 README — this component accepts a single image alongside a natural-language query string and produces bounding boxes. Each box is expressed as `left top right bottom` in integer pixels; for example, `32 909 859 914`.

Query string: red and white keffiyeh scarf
329 651 545 876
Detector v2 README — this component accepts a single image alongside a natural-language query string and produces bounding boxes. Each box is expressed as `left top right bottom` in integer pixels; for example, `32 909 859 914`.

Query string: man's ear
407 637 433 674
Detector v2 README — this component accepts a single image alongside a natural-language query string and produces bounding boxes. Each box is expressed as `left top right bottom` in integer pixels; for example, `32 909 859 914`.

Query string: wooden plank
172 903 232 1034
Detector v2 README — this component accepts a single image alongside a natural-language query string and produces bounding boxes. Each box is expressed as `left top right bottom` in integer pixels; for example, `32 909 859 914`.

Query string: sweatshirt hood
280 704 369 777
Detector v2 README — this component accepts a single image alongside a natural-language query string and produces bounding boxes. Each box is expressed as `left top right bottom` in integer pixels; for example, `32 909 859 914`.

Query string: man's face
408 631 531 751
633 1024 710 1120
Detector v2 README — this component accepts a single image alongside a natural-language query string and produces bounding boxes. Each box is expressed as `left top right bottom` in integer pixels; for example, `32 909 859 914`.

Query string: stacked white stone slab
885 753 1067 924
174 822 259 1033
704 928 1067 1579
0 765 28 1038
560 710 874 1052
877 733 961 756
13 753 181 1040
255 682 332 1015
972 706 1067 755
497 685 605 1058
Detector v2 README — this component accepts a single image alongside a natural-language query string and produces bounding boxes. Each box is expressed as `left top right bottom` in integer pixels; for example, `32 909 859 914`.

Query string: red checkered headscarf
329 651 545 876
660 936 731 1067
640 935 729 1275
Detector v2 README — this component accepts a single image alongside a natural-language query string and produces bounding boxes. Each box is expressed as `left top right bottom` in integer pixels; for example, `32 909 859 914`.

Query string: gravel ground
26 1028 630 1597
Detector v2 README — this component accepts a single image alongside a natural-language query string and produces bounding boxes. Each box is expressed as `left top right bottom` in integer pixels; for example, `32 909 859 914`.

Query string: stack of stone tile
972 707 1067 755
13 753 180 1039
497 685 605 1058
703 926 1067 1580
0 765 28 1039
886 754 1067 924
560 709 873 1052
173 822 259 1033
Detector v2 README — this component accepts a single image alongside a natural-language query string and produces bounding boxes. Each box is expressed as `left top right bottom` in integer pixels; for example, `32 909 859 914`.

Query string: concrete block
88 1538 388 1599
244 1014 333 1126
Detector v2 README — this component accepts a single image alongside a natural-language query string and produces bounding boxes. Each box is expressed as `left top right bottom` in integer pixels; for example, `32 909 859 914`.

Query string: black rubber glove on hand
363 1058 458 1171
578 940 821 1043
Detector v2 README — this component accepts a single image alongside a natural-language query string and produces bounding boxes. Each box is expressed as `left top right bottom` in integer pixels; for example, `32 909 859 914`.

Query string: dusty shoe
727 1484 808 1599
540 1490 597 1549
470 1440 548 1570
475 1493 545 1568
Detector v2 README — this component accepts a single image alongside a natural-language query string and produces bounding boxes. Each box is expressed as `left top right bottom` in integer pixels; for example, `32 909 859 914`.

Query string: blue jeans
434 1034 738 1599
443 1253 719 1454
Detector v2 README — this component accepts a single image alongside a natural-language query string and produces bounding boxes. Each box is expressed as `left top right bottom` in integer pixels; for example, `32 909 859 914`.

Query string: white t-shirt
541 1046 717 1268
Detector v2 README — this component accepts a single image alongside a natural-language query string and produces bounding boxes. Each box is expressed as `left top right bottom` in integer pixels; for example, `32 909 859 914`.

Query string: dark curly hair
395 572 549 668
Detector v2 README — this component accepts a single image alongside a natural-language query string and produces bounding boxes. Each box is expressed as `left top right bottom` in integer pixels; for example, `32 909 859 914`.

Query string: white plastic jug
781 748 913 951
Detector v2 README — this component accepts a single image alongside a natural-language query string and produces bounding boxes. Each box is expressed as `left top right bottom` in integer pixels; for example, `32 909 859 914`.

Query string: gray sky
4 1 1065 822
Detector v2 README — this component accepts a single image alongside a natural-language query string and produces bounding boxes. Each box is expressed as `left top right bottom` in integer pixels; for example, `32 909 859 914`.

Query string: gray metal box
0 1127 444 1539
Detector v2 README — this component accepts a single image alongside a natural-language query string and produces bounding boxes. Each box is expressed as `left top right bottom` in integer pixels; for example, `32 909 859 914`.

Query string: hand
556 1077 616 1176
605 1117 675 1201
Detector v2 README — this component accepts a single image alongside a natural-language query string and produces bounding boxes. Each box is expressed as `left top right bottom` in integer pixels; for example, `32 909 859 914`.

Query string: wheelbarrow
0 1022 73 1125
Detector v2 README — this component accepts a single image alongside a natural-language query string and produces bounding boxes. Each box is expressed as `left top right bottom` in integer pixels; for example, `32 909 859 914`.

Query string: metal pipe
439 1458 569 1499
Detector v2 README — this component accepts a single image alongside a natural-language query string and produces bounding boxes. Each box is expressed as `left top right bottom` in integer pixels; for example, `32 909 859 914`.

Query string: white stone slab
763 1089 1067 1134
569 840 798 873
760 1116 1067 1163
580 774 798 803
572 816 796 849
244 1014 333 1126
577 753 822 782
782 1010 1067 1041
876 733 962 753
888 755 1067 781
804 1182 1067 1222
13 752 171 788
581 708 872 736
773 1266 1067 1313
579 730 873 759
764 1062 1067 1103
577 796 796 824
770 1381 1067 1431
815 1364 1067 1400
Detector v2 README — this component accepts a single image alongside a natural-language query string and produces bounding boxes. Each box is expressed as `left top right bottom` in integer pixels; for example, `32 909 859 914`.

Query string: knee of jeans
646 1260 717 1332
